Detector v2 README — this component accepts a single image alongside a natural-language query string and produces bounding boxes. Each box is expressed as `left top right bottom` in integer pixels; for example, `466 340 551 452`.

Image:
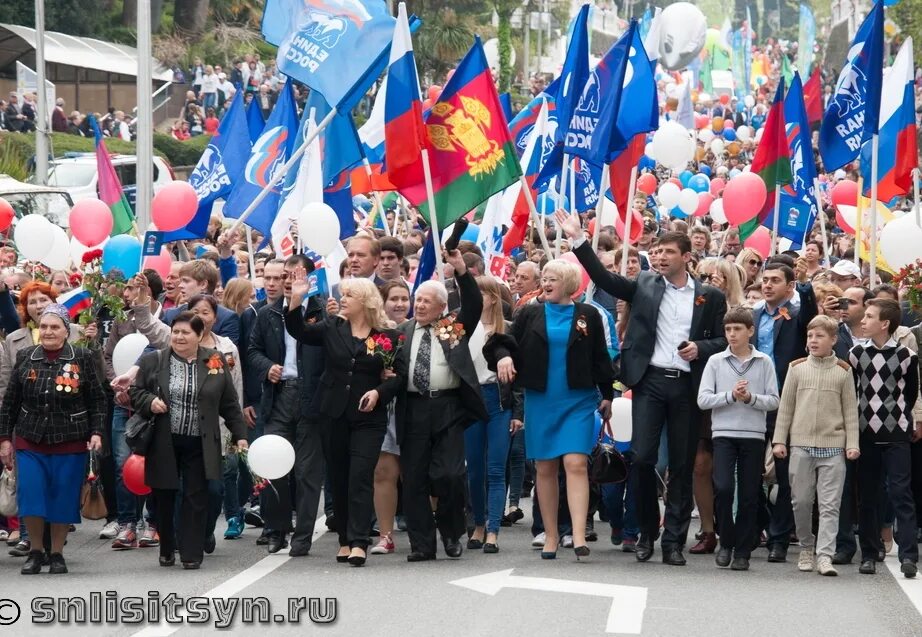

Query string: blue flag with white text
246 96 266 142
779 72 818 246
555 3 590 146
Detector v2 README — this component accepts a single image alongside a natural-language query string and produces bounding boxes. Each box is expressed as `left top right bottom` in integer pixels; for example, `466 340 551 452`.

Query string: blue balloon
723 128 737 142
102 235 142 279
538 193 568 215
699 165 712 177
460 222 480 243
638 155 656 171
670 205 687 219
688 174 709 193
679 170 693 187
729 168 742 179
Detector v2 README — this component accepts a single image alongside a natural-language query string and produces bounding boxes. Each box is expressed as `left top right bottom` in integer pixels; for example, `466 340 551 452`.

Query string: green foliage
153 132 211 166
0 0 103 36
495 3 513 94
890 0 922 65
0 136 30 181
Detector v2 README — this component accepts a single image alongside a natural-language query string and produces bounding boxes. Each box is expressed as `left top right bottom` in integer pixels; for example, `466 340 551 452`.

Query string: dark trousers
630 369 698 549
324 418 386 548
835 458 858 557
260 384 325 551
154 435 208 563
400 394 467 555
712 437 763 558
764 411 794 550
911 440 922 533
858 440 919 563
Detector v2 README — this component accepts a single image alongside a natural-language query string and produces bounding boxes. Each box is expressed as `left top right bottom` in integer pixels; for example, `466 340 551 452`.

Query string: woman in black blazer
512 260 614 560
285 271 403 566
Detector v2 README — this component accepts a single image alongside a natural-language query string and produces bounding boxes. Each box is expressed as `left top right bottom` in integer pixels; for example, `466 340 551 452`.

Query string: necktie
413 327 431 393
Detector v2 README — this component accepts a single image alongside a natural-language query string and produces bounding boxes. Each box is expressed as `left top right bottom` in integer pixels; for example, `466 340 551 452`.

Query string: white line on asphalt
132 515 328 637
450 569 648 634
885 552 922 619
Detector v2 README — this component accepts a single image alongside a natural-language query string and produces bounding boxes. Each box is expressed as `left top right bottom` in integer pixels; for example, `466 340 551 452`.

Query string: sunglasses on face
748 259 763 267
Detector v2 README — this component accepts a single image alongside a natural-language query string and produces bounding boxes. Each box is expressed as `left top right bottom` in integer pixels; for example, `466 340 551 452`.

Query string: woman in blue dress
512 260 615 560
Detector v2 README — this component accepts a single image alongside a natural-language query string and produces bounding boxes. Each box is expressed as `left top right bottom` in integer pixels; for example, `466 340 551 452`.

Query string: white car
45 153 174 210
0 174 74 229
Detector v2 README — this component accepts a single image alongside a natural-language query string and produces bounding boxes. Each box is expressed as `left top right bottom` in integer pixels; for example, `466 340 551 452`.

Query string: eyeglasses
748 259 763 267
699 274 712 282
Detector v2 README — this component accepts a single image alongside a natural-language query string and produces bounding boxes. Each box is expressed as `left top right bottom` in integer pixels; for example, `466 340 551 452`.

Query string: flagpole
557 154 571 257
620 165 639 278
769 187 781 257
520 177 554 257
420 148 445 282
245 226 257 283
229 107 339 234
361 158 391 236
913 167 921 228
855 178 863 273
869 133 879 284
813 178 831 268
585 164 611 302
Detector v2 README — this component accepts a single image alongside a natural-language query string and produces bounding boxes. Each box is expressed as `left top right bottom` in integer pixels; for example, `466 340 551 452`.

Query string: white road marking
132 515 327 637
450 568 648 634
885 552 922 619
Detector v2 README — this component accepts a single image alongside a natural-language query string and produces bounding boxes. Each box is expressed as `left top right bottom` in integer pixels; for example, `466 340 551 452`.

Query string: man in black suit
4 93 28 132
247 255 326 556
394 249 487 561
559 211 727 566
751 261 818 562
331 234 385 300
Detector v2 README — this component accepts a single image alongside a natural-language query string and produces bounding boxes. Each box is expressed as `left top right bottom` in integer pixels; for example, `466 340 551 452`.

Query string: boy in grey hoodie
698 307 780 571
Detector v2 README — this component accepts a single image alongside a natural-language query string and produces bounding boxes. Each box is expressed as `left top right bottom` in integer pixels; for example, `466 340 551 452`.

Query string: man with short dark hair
332 235 384 299
561 213 728 566
377 237 404 282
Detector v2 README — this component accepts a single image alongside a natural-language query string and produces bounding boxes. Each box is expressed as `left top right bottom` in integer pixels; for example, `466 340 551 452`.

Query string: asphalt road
2 498 921 637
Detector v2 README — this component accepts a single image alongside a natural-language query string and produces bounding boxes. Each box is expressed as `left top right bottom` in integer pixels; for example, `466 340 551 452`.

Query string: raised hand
554 209 583 240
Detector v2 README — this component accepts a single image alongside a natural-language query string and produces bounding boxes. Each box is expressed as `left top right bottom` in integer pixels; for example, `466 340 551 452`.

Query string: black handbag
125 412 155 455
588 420 628 484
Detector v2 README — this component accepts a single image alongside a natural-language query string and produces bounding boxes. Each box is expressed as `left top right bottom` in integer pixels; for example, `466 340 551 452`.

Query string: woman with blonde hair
712 259 745 308
285 271 403 566
736 247 764 287
464 276 522 553
221 278 255 315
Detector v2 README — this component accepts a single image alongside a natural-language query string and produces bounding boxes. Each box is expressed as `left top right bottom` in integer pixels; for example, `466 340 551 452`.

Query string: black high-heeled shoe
574 545 591 561
467 537 484 550
348 549 366 567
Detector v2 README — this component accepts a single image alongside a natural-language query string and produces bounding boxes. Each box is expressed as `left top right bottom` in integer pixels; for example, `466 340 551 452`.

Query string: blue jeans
112 406 153 525
202 92 217 111
506 429 526 508
601 465 638 539
464 384 512 534
222 453 247 522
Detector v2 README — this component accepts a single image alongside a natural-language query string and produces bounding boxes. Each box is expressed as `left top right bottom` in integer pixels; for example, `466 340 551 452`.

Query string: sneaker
112 524 138 550
797 549 815 572
622 537 637 553
561 535 574 548
610 528 623 546
9 540 30 557
99 520 119 540
816 555 838 576
244 506 263 528
370 533 396 555
139 523 160 548
224 516 244 540
531 532 546 549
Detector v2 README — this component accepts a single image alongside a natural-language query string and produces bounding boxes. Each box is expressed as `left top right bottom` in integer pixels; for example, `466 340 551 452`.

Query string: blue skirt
16 450 85 524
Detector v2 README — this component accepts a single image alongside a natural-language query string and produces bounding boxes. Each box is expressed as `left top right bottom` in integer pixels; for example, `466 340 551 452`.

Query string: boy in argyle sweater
849 299 920 578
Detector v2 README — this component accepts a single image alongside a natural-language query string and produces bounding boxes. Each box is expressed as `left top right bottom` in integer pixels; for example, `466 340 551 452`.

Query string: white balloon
744 95 755 108
736 126 752 142
247 434 295 480
658 182 681 208
14 215 53 261
678 188 699 216
652 121 694 168
298 202 341 256
698 128 715 143
698 92 712 103
69 235 109 267
644 142 656 160
610 397 633 442
41 225 71 270
112 333 150 377
881 214 922 270
754 127 764 143
710 198 727 224
657 2 707 70
711 138 725 154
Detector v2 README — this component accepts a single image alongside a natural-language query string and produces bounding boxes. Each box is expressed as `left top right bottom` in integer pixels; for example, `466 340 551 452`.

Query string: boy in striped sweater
849 299 920 579
773 315 859 577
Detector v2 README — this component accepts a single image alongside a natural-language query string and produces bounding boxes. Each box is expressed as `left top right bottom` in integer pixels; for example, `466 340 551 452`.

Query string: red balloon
122 454 150 495
695 192 714 217
719 93 730 105
709 177 726 196
142 247 173 279
668 177 683 189
694 113 710 130
427 85 442 102
0 197 13 232
152 182 198 232
615 209 644 244
831 180 858 208
70 199 114 247
636 173 657 196
744 226 771 259
623 389 633 399
559 251 590 299
722 173 767 226
723 119 735 130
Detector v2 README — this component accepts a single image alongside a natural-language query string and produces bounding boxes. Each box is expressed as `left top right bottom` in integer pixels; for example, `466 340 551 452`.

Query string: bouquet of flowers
235 448 278 498
366 332 405 369
894 259 922 311
72 249 128 345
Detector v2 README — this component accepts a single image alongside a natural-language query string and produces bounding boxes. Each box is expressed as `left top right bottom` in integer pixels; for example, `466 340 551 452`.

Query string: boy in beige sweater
772 315 859 577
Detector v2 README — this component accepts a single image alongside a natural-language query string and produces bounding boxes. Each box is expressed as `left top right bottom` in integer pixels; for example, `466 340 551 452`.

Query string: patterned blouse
168 353 200 436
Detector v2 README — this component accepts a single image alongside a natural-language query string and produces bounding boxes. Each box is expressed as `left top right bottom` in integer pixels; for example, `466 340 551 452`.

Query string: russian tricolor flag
502 98 551 255
58 287 92 319
383 2 428 192
861 37 917 202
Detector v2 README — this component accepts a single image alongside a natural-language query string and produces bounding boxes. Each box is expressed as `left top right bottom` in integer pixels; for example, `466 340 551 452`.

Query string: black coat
247 298 325 419
573 241 727 388
749 283 818 387
393 271 487 441
512 302 615 401
0 344 106 445
239 300 265 408
284 314 404 423
129 347 247 489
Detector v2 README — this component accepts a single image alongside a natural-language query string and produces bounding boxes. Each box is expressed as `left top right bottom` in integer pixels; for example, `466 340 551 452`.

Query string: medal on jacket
27 369 37 382
56 363 80 393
